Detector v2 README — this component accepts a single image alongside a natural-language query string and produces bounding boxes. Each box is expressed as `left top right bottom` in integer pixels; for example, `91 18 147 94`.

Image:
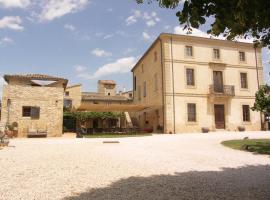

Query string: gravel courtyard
0 132 270 200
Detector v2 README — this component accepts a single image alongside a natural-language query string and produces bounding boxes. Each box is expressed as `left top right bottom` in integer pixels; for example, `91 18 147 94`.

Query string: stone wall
1 85 64 137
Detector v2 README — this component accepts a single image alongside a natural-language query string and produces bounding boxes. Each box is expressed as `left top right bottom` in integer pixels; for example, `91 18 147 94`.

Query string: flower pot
202 127 209 133
238 126 245 132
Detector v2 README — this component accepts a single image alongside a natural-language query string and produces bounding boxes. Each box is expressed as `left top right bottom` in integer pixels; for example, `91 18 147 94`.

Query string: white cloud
0 0 31 8
0 16 24 31
91 48 112 57
126 10 160 27
64 23 75 31
174 26 253 43
123 48 135 55
146 20 156 27
74 65 87 73
142 31 151 41
0 37 14 47
39 0 89 21
103 34 113 39
78 57 136 79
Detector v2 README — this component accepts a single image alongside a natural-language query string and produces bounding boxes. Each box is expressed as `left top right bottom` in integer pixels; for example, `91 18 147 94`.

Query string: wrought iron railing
209 85 235 96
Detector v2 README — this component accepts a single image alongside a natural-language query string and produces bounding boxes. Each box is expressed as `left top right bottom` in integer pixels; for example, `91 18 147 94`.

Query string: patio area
0 131 270 200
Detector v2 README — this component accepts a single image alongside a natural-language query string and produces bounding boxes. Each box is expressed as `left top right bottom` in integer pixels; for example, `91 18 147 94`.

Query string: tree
136 0 270 47
251 85 270 114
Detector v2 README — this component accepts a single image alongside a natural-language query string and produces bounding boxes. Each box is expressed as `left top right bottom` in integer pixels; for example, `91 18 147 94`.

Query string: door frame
214 104 226 129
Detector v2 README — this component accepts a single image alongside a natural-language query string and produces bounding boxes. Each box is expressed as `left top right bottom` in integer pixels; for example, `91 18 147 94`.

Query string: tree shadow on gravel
64 165 270 200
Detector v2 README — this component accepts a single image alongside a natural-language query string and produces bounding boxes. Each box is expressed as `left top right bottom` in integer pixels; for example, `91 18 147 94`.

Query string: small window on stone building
242 105 250 122
22 106 40 119
143 81 147 97
154 73 158 91
64 99 72 108
154 51 158 62
65 91 69 97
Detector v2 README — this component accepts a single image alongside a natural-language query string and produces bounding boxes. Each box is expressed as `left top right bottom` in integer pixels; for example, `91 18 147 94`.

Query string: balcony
209 85 235 97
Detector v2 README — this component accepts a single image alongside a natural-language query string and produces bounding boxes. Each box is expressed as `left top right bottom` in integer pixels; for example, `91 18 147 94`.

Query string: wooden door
213 71 223 93
214 105 225 129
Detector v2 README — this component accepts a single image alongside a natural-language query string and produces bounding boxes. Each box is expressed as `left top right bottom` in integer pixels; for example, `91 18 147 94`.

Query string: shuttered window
186 68 195 86
242 105 250 122
185 46 193 57
22 106 40 119
239 51 246 62
187 103 196 122
240 73 248 89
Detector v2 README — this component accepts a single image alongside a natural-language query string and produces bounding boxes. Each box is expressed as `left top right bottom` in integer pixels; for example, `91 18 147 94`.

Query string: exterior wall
132 34 263 133
1 85 64 137
161 34 263 133
132 40 164 131
65 85 82 110
98 83 116 96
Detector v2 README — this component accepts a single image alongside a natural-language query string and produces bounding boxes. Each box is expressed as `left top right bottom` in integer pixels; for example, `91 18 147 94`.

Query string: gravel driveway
0 132 270 200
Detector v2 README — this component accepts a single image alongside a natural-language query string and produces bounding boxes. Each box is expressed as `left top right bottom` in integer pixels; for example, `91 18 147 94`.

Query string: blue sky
0 0 269 96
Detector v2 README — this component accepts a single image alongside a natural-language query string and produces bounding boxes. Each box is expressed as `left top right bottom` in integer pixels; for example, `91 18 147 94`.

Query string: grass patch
83 133 152 138
222 139 270 155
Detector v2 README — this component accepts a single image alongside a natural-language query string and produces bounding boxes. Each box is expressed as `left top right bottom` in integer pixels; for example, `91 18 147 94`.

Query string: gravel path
0 132 270 200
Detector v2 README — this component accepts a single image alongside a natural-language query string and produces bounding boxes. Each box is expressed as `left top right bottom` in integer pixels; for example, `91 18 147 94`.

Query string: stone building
64 80 136 131
0 74 68 137
132 33 264 133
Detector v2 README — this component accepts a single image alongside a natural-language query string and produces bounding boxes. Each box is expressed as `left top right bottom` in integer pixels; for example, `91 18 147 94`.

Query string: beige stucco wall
1 85 64 137
132 39 164 131
65 85 82 110
133 34 263 133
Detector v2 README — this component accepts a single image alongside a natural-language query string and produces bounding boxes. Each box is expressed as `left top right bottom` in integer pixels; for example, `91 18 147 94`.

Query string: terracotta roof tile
4 74 68 83
98 80 116 85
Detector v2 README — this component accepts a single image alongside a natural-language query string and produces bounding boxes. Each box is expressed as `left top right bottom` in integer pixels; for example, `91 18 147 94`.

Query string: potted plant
201 127 210 133
238 126 245 132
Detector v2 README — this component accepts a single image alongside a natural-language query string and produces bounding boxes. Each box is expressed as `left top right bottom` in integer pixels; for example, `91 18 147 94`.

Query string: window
240 73 248 89
143 81 147 97
154 73 158 91
22 106 40 119
185 46 193 57
64 99 72 108
134 76 137 91
65 91 69 97
22 106 31 117
213 49 220 59
186 68 195 86
154 51 157 62
242 105 250 122
108 93 111 96
239 51 246 62
187 103 196 122
138 85 141 100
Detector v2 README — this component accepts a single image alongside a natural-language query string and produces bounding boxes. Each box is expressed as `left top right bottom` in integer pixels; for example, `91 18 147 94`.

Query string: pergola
77 103 149 112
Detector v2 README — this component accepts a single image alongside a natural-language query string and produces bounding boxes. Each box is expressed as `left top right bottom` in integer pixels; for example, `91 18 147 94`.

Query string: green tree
136 0 270 47
251 85 270 114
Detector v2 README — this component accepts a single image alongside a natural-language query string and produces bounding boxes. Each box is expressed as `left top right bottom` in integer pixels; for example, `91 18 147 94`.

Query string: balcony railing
209 85 235 97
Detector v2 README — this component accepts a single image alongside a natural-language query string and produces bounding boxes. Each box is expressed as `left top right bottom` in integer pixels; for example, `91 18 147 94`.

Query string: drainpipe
158 37 165 133
254 46 263 130
170 35 176 134
7 99 11 126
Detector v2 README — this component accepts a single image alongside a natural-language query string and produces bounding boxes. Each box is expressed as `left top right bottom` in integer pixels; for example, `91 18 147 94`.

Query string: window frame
22 106 40 119
185 45 193 57
213 48 220 60
143 81 147 97
240 72 248 89
242 105 251 122
186 68 195 86
187 103 196 122
239 51 246 62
